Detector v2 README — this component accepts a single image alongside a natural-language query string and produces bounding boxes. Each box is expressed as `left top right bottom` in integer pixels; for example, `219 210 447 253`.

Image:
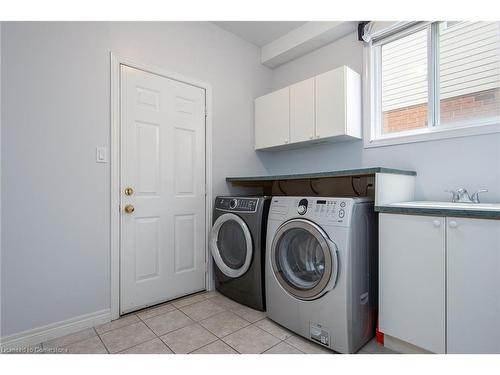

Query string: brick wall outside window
383 88 500 134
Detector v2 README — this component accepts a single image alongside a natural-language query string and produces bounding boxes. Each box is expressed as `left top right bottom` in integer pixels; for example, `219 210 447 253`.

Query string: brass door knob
124 204 135 214
124 187 134 196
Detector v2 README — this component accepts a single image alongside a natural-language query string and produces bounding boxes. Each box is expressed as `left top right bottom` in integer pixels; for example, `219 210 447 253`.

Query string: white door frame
110 53 214 320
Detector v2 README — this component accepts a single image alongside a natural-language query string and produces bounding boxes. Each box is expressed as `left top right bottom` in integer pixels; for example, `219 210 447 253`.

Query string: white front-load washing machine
265 196 377 353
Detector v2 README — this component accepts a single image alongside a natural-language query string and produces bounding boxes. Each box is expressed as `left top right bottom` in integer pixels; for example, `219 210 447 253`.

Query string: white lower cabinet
447 218 500 353
380 213 500 354
379 214 446 353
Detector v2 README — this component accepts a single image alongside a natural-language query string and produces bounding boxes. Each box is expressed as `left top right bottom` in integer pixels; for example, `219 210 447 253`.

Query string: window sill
364 121 500 148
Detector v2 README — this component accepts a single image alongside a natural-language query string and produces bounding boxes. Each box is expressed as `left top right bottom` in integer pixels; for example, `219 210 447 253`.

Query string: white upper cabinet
290 78 315 143
315 66 361 140
254 87 290 150
254 65 361 151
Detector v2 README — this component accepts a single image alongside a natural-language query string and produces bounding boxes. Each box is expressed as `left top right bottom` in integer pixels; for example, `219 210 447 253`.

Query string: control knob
229 199 238 209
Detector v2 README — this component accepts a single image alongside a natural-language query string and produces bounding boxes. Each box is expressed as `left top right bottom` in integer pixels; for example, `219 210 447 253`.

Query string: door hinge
205 107 208 118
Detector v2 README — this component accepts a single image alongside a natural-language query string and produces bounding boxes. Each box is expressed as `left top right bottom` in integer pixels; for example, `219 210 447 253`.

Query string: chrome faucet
470 189 488 203
445 188 488 203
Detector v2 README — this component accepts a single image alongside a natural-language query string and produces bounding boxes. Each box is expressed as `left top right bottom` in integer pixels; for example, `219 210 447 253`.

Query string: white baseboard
0 309 111 350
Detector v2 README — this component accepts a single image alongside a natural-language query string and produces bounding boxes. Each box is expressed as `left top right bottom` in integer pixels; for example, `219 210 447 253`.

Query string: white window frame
363 21 500 148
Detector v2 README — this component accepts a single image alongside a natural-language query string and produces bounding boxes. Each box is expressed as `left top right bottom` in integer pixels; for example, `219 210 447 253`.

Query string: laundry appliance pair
210 195 377 353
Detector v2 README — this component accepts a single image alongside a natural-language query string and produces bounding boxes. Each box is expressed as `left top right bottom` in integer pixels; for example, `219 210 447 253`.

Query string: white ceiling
213 21 307 46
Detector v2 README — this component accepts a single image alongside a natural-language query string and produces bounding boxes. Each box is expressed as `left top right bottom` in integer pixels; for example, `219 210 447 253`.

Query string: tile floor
34 291 397 354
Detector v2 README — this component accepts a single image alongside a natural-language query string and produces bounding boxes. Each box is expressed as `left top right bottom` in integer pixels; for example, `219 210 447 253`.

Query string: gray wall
1 22 271 336
259 31 500 202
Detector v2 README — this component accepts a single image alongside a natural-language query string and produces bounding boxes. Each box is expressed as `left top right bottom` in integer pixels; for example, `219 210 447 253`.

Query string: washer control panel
215 197 258 212
311 199 350 223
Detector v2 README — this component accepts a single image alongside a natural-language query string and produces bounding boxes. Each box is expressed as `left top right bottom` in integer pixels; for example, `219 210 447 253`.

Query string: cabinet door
315 67 345 139
254 87 289 150
379 214 446 353
447 218 500 353
290 78 315 143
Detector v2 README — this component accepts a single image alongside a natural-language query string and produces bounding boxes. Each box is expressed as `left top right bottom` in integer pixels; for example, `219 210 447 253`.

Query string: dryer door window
271 219 338 300
210 213 253 278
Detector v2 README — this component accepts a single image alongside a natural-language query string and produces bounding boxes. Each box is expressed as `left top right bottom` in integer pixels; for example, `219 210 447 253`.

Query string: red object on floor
376 319 384 345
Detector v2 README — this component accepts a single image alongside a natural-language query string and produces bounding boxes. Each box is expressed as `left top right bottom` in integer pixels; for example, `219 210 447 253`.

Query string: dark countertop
376 202 500 220
226 167 416 182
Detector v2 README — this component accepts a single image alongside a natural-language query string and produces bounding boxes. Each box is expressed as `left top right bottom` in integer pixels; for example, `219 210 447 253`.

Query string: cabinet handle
432 220 441 227
284 138 289 144
449 220 458 228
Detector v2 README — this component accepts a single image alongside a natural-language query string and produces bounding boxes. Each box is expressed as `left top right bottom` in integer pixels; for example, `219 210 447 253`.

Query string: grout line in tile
140 307 185 328
136 305 180 323
263 340 284 354
228 308 267 324
96 333 110 354
220 338 242 354
215 317 255 339
96 313 140 334
115 337 166 354
187 338 236 354
144 309 198 338
255 328 291 342
219 323 276 354
98 318 158 354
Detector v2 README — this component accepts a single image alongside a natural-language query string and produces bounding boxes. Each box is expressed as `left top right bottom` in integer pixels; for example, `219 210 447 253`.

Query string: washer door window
210 213 253 278
271 219 338 300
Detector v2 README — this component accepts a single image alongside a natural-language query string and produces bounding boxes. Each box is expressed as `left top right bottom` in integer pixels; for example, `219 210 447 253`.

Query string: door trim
110 53 213 320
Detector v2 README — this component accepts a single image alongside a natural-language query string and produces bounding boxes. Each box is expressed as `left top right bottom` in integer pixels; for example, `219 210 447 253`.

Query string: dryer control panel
215 197 259 212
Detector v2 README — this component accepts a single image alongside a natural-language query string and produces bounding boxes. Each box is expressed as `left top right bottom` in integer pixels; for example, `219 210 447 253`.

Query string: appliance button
229 199 238 209
339 209 345 218
297 205 307 215
340 201 346 208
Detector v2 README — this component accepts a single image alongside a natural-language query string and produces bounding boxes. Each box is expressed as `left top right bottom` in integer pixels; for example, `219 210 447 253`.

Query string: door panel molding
110 53 213 320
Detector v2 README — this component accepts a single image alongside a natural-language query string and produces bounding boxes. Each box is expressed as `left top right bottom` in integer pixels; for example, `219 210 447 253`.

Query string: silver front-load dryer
265 196 378 353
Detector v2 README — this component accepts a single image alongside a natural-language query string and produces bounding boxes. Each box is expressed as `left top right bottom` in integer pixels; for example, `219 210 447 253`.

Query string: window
366 21 500 146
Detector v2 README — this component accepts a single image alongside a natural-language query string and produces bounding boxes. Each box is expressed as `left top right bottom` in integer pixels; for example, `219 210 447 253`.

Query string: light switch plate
96 146 107 163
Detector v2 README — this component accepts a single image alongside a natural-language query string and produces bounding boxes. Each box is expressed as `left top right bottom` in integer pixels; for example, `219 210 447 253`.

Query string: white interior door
120 65 206 314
